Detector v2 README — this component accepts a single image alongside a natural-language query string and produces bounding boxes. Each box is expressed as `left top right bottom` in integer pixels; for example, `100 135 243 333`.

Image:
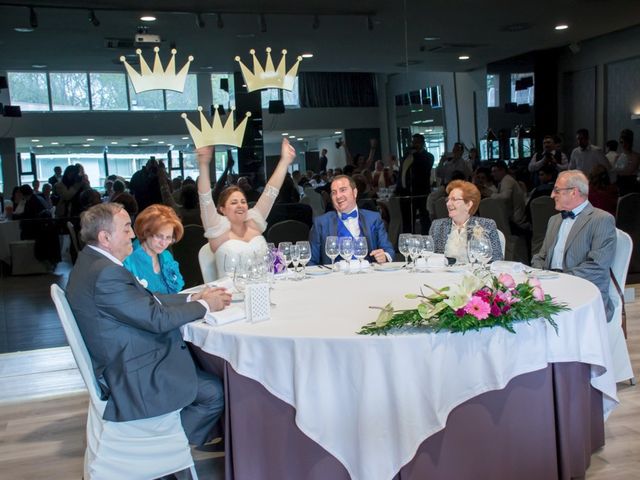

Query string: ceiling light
82 144 91 147
458 55 470 60
50 142 59 145
35 144 43 148
31 139 39 142
312 14 320 30
555 24 569 31
334 131 342 135
217 13 224 29
140 138 149 141
242 84 247 88
14 27 34 33
181 136 189 140
86 138 95 141
140 15 156 22
131 144 138 147
88 9 100 27
297 137 304 141
259 13 267 33
301 53 314 58
281 132 289 136
158 141 165 144
289 135 296 138
195 13 205 28
111 141 118 145
423 36 440 41
29 7 38 29
31 64 46 68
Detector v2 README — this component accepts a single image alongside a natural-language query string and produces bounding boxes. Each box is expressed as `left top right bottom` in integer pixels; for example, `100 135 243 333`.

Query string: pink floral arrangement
360 272 567 335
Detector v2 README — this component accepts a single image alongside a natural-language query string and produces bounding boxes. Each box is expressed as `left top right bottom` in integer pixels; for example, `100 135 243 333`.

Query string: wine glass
325 236 340 270
290 244 301 280
398 233 412 266
297 241 311 278
408 235 421 271
278 242 292 277
339 237 354 273
353 236 368 273
233 256 249 294
223 254 239 281
421 235 434 259
473 234 493 270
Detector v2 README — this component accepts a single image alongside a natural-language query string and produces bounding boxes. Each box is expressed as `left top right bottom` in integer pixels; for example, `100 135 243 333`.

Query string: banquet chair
615 192 640 278
497 229 506 258
50 284 198 480
529 196 556 255
607 229 636 384
300 187 325 218
434 196 448 220
198 243 219 284
67 221 82 264
479 198 528 262
172 224 206 288
265 220 310 246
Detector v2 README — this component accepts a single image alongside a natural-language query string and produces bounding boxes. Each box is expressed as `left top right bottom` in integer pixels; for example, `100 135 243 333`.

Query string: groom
310 175 394 265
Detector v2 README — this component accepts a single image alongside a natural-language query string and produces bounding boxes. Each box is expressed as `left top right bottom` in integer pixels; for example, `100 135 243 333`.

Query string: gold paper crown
120 47 194 93
181 106 251 149
234 47 302 92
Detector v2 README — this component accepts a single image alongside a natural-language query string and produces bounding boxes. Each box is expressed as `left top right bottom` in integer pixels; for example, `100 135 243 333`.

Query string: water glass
339 237 354 272
223 254 239 280
297 241 311 278
278 242 292 277
353 236 368 273
398 233 412 265
325 236 340 270
290 244 301 280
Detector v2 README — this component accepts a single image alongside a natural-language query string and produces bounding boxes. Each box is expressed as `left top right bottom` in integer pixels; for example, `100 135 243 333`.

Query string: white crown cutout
181 106 251 149
120 47 194 93
234 47 302 92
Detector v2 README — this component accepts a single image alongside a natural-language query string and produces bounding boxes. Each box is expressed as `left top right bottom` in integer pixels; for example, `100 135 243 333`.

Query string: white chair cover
300 187 325 218
50 284 197 480
607 230 635 383
198 243 219 284
497 229 506 258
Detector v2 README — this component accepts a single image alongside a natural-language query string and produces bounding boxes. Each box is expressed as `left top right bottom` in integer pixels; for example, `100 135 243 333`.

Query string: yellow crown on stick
234 47 302 92
120 47 194 93
181 106 251 149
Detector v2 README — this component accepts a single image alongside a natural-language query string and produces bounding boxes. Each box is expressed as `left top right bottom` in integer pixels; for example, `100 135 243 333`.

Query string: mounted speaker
220 78 229 92
268 100 285 114
2 105 22 117
0 76 7 90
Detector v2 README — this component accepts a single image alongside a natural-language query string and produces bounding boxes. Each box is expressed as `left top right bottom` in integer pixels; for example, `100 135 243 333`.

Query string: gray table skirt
191 346 603 480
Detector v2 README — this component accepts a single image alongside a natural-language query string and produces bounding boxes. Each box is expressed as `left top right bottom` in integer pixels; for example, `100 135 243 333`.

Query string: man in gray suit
66 203 230 445
531 170 616 320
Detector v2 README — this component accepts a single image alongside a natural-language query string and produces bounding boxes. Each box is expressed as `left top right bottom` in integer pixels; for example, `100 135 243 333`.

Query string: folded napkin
490 261 525 274
337 260 371 272
427 254 447 268
204 305 245 326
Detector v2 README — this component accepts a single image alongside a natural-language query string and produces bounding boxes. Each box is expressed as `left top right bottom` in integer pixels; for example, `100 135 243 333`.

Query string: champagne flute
325 236 340 270
353 236 368 273
398 233 411 266
297 241 311 278
339 237 354 273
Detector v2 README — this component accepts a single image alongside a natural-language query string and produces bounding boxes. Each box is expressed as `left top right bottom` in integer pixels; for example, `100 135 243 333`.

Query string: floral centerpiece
359 272 568 335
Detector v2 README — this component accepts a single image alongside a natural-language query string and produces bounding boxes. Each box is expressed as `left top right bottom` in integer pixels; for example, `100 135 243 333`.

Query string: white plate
306 268 332 276
374 263 404 272
530 270 560 280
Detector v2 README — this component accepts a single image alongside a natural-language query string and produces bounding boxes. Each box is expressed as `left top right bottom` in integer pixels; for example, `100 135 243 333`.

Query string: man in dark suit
309 175 394 265
66 203 230 445
531 170 616 320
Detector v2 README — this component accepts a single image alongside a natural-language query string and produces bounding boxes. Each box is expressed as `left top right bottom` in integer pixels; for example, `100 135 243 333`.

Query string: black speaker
268 100 285 114
504 102 517 113
220 78 229 92
2 105 21 117
0 76 7 90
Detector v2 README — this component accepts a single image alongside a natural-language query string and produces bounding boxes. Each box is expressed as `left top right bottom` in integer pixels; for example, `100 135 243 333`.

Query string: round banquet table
182 265 618 480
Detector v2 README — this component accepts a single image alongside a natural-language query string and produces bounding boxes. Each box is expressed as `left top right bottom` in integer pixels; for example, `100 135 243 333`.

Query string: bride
197 138 296 276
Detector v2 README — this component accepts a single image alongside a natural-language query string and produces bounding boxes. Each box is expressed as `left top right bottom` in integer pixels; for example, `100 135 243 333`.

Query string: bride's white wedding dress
214 236 268 278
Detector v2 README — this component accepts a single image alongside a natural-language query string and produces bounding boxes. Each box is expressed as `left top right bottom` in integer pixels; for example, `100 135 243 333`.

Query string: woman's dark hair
62 164 81 188
180 184 198 209
217 186 246 214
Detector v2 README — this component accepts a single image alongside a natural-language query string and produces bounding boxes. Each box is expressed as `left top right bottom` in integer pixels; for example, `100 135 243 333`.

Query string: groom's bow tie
341 211 358 221
560 210 575 219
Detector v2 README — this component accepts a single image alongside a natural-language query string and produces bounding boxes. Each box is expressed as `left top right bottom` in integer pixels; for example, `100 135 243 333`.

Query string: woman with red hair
123 204 185 293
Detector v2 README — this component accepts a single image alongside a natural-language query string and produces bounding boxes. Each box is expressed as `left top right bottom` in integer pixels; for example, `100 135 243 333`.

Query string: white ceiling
1 0 639 73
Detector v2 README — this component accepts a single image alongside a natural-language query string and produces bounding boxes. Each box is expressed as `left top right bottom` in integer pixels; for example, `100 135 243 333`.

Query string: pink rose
498 273 516 289
490 303 501 316
464 296 491 320
528 277 542 288
495 290 514 305
532 286 545 301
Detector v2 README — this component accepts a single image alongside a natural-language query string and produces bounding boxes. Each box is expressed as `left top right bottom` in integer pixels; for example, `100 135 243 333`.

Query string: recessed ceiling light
297 137 304 140
158 141 165 144
131 144 138 147
301 53 314 58
111 141 118 145
82 144 91 147
31 139 39 142
140 138 149 141
86 138 95 141
289 135 296 138
140 15 156 22
555 24 569 30
281 132 289 136
31 64 47 69
50 142 59 145
458 55 470 60
181 136 189 140
423 36 440 41
14 27 34 33
242 84 247 88
35 144 43 148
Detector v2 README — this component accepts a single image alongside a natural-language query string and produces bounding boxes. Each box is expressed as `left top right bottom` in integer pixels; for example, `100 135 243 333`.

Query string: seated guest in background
124 204 185 294
528 135 568 177
472 167 496 199
309 175 394 265
12 184 49 220
158 167 201 225
429 180 503 264
436 142 471 184
569 128 610 177
353 173 377 210
41 183 53 210
612 128 639 196
588 164 619 217
531 170 616 320
78 189 102 214
111 179 139 219
66 203 228 446
529 165 556 201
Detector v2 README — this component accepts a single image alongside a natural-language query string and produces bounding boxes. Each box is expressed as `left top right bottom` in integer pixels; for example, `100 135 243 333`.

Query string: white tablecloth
0 220 20 264
182 267 618 480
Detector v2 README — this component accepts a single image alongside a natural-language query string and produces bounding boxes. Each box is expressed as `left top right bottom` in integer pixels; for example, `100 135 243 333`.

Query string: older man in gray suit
66 203 230 446
531 170 616 320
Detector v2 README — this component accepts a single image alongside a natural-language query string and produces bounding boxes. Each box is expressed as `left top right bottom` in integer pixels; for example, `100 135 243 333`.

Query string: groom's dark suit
66 246 222 444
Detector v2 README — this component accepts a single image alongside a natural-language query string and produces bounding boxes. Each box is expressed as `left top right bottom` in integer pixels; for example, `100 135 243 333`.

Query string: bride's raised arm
196 146 230 239
250 138 296 222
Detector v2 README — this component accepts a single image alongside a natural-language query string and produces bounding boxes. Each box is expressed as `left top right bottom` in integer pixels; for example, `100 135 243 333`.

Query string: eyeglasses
552 186 576 194
152 233 175 244
446 197 465 202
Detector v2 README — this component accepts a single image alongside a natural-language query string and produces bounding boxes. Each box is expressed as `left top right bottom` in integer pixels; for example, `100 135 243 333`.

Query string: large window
166 75 198 110
211 73 236 109
50 72 90 111
511 73 534 106
487 74 499 108
90 73 128 110
261 77 300 109
7 72 49 111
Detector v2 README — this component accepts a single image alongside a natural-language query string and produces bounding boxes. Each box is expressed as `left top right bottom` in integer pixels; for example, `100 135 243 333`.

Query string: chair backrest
265 219 310 246
529 196 556 255
300 188 325 218
497 229 506 258
50 284 104 408
434 197 448 220
198 244 218 284
478 198 511 236
616 192 640 274
387 197 403 250
66 221 80 252
172 224 206 288
609 229 633 304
